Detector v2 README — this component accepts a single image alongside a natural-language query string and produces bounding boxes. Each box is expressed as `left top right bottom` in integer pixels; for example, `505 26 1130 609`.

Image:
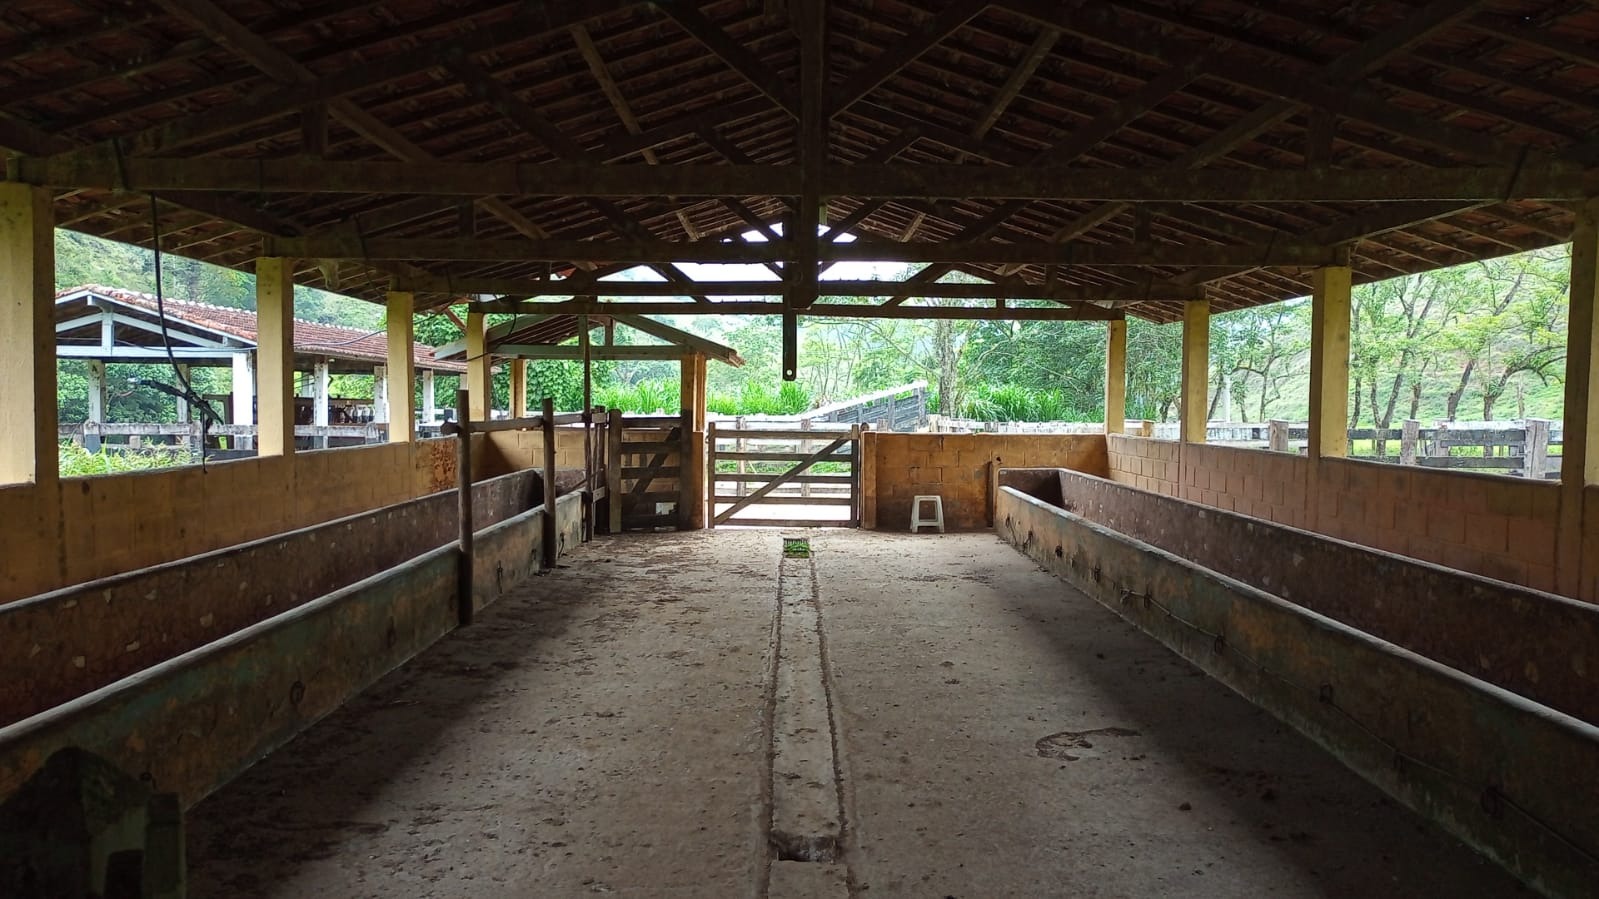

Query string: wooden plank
711 517 851 528
712 495 855 506
620 440 681 454
715 450 855 463
606 409 623 533
710 472 854 484
23 156 1593 203
712 427 859 441
623 466 682 479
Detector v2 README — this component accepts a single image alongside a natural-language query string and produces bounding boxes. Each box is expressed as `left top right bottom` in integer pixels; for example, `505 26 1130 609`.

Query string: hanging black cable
148 193 212 467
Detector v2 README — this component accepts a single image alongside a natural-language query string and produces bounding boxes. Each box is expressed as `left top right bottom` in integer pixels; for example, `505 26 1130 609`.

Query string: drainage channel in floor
765 537 851 898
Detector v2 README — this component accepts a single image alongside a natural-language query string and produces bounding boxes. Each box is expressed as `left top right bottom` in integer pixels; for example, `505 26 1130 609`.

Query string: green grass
782 538 811 558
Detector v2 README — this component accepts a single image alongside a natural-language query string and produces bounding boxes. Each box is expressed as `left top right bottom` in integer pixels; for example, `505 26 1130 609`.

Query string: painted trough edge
997 483 1599 899
0 490 586 811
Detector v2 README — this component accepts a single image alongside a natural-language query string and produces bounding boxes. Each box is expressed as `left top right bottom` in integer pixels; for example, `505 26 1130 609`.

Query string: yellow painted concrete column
1308 266 1352 460
1105 319 1127 435
1179 300 1209 444
511 359 528 419
0 183 56 486
465 311 491 422
385 291 416 442
1557 199 1599 597
255 258 296 456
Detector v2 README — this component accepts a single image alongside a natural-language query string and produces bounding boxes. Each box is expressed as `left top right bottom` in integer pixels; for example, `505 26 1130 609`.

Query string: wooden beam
656 3 798 117
152 0 560 246
971 29 1057 139
266 233 1351 267
406 276 1202 302
465 299 1123 321
23 156 1593 202
495 344 694 361
829 0 988 117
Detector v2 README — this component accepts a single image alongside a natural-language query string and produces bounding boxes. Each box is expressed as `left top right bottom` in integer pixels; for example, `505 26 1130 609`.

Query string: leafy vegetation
58 442 192 477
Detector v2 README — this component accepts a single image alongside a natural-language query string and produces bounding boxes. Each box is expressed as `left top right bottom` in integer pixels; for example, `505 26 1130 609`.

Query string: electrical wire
148 194 212 468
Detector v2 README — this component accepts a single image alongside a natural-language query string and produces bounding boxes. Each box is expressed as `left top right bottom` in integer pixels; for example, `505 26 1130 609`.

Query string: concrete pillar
372 364 388 422
422 369 437 426
231 352 255 450
1309 265 1352 460
1558 199 1599 597
385 291 416 442
0 182 57 486
465 312 491 421
1179 299 1209 444
174 364 191 424
511 358 528 419
85 361 107 452
1105 319 1126 434
255 258 295 456
312 360 331 427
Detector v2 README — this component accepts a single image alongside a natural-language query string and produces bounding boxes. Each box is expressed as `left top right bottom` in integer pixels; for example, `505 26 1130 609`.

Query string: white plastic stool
910 495 945 533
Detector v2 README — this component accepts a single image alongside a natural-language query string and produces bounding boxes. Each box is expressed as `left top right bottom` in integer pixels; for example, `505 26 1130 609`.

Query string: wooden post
1268 419 1288 453
1180 299 1209 444
706 421 719 529
1526 418 1551 479
607 408 624 533
678 354 694 427
465 311 491 422
255 257 295 457
1400 419 1421 466
801 417 814 499
1105 319 1127 434
860 429 878 529
1309 265 1352 460
1558 198 1599 596
452 387 474 626
85 360 106 452
174 363 191 453
850 424 863 527
386 290 416 442
678 407 694 530
735 415 748 497
0 182 56 487
580 315 593 504
542 396 558 567
511 359 528 419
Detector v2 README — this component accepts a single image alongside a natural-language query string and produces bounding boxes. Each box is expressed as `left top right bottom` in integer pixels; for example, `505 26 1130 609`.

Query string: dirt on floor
187 529 1531 898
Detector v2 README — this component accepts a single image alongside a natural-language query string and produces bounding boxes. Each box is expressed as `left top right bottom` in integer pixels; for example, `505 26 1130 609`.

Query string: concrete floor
188 530 1529 898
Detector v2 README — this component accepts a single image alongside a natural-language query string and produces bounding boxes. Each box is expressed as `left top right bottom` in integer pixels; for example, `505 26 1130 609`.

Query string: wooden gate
606 412 696 531
707 422 861 528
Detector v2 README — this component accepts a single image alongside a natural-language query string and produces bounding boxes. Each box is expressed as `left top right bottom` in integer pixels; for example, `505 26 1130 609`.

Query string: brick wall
868 433 1107 530
1106 434 1180 496
1104 435 1563 596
